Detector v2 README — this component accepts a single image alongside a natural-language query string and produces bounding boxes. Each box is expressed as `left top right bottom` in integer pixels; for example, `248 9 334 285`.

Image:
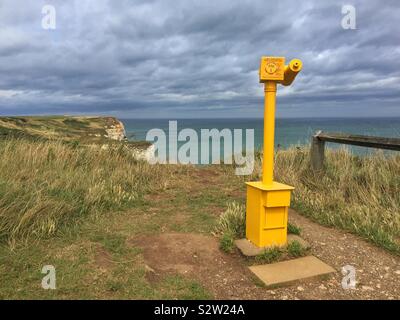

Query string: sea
121 117 400 157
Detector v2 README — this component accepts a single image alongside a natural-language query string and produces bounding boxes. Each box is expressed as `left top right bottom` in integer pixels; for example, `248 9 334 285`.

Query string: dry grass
260 147 400 253
0 138 172 245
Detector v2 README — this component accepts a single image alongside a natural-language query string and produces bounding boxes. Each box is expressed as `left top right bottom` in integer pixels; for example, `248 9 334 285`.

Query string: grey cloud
0 0 399 118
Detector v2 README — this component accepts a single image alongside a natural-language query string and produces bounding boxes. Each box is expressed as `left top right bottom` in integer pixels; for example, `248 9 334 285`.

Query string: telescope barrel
280 59 302 86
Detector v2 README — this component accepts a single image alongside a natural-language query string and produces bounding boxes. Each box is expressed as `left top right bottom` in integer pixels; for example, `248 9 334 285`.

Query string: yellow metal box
245 181 294 247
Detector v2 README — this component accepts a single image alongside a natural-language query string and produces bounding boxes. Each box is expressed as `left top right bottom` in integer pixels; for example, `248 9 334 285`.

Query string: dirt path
286 209 400 299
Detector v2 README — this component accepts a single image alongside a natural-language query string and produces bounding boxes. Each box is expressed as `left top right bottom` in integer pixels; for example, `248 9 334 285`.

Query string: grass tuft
215 202 245 238
288 222 301 235
215 202 246 253
287 240 306 258
219 232 235 253
255 246 283 264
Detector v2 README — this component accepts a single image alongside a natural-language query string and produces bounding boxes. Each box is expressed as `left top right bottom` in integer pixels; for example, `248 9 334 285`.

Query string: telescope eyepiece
289 59 302 72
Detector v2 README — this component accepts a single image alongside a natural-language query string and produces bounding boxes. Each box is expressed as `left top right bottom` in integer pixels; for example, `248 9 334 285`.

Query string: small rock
297 286 304 291
395 270 400 275
270 290 276 295
145 265 155 273
362 286 374 291
319 284 327 290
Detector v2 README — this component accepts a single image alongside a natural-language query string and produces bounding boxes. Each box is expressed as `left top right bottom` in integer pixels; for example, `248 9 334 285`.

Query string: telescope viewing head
259 56 302 86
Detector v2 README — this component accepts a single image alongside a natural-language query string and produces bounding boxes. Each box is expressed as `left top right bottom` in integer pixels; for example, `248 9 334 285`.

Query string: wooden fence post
310 131 325 171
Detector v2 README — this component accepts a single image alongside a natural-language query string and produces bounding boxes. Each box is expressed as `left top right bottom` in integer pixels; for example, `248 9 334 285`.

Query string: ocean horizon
121 117 400 156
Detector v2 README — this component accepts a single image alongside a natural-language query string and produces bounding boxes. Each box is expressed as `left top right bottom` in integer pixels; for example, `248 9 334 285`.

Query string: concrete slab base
235 235 310 257
249 256 336 287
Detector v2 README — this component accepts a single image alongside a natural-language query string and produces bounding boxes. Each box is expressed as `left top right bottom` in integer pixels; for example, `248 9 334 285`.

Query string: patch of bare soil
185 167 229 190
143 192 175 203
93 245 114 270
131 233 267 299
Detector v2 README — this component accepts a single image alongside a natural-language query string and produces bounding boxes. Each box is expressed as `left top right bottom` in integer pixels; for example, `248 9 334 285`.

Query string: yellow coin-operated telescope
246 56 302 248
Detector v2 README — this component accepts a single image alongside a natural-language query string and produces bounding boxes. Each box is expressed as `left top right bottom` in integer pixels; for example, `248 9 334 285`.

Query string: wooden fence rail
310 131 400 170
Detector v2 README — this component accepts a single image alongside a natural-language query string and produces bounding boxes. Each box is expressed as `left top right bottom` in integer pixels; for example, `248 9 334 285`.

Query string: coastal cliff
0 115 153 161
104 117 126 141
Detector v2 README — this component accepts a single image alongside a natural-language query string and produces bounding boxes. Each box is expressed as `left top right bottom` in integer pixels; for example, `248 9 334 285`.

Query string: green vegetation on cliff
0 116 127 144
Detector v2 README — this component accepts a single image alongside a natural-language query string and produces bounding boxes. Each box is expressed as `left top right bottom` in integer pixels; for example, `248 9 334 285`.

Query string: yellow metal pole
262 81 277 185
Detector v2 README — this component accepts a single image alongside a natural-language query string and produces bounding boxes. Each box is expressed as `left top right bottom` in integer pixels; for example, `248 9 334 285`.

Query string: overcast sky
0 0 399 118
